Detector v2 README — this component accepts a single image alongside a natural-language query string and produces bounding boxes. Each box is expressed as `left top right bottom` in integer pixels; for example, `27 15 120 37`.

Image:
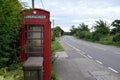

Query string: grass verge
51 38 64 80
52 41 64 52
75 36 120 47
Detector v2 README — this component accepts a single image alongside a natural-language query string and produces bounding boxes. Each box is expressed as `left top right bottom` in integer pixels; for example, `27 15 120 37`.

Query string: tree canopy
93 20 110 35
52 26 64 37
78 23 89 31
0 0 22 69
111 20 120 34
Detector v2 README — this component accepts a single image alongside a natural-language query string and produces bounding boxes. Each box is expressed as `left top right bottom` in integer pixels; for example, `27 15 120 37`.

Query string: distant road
61 36 120 74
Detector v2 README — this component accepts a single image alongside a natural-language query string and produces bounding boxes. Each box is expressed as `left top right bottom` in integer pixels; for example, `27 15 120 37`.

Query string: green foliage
52 41 64 52
70 25 78 35
76 31 91 40
0 0 22 68
0 65 23 80
78 23 89 31
112 33 120 42
85 32 92 40
52 26 64 37
51 40 64 64
91 32 103 41
111 19 120 34
51 71 57 80
52 32 55 41
94 20 110 35
110 28 118 35
70 19 120 46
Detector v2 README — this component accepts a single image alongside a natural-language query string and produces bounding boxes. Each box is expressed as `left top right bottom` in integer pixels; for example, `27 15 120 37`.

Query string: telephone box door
25 25 44 57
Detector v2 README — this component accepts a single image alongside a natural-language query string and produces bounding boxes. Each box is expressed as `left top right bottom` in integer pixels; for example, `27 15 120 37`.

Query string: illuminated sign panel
25 15 46 19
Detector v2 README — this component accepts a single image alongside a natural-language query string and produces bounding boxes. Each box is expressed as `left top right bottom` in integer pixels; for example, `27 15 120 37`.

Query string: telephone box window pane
28 25 40 30
28 25 44 31
28 47 40 52
28 32 43 38
28 47 44 52
28 40 43 46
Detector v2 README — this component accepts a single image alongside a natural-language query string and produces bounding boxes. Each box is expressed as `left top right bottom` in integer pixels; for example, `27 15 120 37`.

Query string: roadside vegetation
51 26 64 80
0 0 26 80
52 41 64 52
51 26 64 64
70 19 120 46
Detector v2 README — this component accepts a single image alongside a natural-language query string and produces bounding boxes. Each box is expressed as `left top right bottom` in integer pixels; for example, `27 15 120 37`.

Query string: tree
93 20 110 35
52 26 64 37
0 0 22 69
70 25 78 35
78 23 89 31
111 20 120 34
75 23 91 39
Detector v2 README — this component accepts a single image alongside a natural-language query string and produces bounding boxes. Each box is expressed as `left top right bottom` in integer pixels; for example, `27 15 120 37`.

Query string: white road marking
87 55 93 59
95 60 103 64
64 42 86 57
108 67 119 73
81 52 85 55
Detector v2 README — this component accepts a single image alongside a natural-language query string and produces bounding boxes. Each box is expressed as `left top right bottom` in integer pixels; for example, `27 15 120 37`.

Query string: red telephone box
20 8 51 80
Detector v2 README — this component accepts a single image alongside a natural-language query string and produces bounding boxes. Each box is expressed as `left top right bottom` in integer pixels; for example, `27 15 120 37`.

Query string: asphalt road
61 36 120 74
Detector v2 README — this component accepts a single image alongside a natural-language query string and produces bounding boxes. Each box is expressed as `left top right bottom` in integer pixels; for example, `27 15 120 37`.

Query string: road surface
61 36 120 74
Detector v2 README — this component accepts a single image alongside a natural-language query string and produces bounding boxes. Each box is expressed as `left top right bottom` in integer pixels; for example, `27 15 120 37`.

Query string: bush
84 32 92 40
92 32 103 41
0 0 22 68
112 33 120 42
75 31 92 40
79 31 86 38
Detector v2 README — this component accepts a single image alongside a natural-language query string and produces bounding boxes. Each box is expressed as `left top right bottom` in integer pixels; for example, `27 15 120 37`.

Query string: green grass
51 71 57 80
52 41 64 52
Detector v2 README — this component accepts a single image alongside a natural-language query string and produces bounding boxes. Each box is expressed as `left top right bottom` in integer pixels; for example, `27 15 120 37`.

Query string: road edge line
108 67 119 73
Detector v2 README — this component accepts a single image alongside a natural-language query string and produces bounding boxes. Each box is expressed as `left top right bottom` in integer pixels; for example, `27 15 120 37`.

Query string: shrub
84 32 92 40
112 33 120 42
76 31 86 39
0 0 22 68
92 32 103 41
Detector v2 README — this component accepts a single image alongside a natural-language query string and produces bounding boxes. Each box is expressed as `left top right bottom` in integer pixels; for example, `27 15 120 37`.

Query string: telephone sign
25 15 46 19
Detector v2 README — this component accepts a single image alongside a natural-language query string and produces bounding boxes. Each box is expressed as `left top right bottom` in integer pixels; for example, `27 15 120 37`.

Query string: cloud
20 0 120 31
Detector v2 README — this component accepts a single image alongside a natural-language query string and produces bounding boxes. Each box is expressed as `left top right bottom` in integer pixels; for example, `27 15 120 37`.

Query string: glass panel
28 25 44 31
28 47 43 52
28 32 43 38
27 40 43 46
28 25 40 30
28 47 40 52
41 40 44 46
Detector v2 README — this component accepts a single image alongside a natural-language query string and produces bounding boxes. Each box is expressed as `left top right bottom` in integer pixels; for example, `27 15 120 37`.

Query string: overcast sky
20 0 120 31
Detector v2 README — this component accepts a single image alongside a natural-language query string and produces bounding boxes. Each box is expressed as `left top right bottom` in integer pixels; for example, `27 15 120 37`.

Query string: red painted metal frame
20 8 51 80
